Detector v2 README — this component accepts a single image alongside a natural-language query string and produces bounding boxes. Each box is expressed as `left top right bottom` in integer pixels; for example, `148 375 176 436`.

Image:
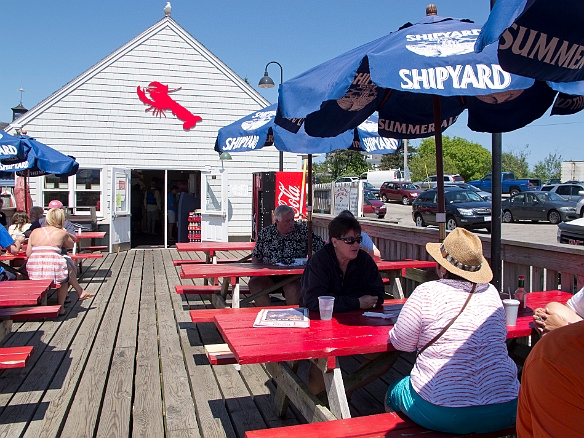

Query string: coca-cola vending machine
252 171 306 241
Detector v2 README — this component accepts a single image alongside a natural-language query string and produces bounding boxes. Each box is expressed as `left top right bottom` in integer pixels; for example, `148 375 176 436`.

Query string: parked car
557 217 584 245
467 172 541 195
544 178 561 185
577 197 584 217
412 187 492 232
444 183 492 201
502 191 578 224
379 181 422 205
412 174 465 190
363 190 386 218
363 181 380 198
335 176 359 184
540 182 584 202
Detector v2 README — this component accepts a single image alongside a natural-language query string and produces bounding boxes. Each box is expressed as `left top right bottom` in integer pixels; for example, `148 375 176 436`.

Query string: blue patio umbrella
278 14 574 140
216 103 401 155
0 135 79 177
0 131 30 162
0 136 79 212
475 0 584 85
216 103 401 255
275 8 584 284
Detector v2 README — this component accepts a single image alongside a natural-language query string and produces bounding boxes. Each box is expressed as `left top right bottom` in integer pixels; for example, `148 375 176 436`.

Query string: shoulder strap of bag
417 283 477 357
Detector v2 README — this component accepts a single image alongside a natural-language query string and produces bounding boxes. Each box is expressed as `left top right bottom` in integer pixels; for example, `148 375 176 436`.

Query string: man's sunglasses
337 236 363 245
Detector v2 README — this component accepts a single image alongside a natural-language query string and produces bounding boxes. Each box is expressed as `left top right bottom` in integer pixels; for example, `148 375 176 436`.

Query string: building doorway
130 169 200 249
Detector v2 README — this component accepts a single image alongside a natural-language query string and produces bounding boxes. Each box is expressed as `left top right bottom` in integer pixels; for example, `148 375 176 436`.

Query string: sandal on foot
58 307 67 316
78 292 95 301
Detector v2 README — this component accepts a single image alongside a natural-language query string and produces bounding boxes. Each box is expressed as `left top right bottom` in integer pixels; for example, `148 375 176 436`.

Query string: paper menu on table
253 308 310 328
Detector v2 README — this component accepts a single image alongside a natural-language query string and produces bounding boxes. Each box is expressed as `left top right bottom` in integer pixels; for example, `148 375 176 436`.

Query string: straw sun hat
426 228 493 284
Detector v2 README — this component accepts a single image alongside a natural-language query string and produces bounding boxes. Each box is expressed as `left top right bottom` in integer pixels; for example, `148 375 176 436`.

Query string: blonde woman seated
386 228 518 434
8 210 31 240
26 208 93 315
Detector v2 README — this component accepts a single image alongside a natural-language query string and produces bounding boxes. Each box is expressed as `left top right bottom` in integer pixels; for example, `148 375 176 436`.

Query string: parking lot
375 201 561 245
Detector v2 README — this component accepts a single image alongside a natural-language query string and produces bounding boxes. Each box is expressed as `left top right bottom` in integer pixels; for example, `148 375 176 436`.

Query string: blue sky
1 0 582 167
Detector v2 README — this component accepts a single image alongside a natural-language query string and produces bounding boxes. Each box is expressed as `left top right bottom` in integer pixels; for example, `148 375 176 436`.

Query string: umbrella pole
24 170 29 213
432 96 446 242
307 154 313 257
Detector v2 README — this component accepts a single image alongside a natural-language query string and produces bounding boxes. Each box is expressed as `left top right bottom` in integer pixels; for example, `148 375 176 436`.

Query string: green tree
320 150 370 180
409 154 459 182
502 146 530 178
531 152 562 182
379 141 418 171
414 136 491 181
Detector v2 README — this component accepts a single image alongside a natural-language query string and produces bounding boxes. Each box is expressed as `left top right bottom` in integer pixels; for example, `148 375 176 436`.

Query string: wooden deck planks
25 253 121 438
0 255 110 437
95 251 140 438
132 251 165 438
152 250 200 437
56 252 131 437
162 249 238 438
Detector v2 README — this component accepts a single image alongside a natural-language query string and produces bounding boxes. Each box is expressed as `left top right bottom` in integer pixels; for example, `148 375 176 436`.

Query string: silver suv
576 197 584 217
541 183 584 203
413 174 465 190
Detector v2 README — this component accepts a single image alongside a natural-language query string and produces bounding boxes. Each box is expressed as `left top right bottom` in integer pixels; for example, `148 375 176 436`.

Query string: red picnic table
211 290 573 422
180 259 436 308
175 241 256 264
0 279 53 307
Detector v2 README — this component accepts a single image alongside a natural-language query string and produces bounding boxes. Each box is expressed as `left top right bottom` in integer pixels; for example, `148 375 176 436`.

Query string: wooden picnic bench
244 411 516 438
0 346 34 369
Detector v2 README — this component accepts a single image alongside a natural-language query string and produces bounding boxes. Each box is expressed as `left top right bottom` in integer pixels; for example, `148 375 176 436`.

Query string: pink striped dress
389 279 519 407
26 228 69 285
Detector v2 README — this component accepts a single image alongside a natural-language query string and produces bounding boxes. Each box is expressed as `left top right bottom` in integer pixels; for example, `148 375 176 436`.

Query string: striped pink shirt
389 279 519 407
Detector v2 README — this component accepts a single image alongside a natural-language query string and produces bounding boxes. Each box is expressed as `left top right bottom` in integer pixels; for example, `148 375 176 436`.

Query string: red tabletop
0 280 53 307
181 259 436 280
181 262 304 279
175 242 256 253
0 251 27 261
76 232 106 239
214 291 573 365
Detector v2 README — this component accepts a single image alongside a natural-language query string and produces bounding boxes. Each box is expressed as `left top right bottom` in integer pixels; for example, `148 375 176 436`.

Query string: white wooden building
4 9 298 250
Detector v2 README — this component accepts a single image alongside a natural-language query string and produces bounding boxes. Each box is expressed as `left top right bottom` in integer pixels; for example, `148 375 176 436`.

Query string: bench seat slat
175 285 250 295
204 343 237 365
244 412 516 438
0 305 62 321
0 346 33 369
173 258 244 266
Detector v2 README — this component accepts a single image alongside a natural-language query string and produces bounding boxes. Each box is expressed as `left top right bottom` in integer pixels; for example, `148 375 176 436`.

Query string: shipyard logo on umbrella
241 110 276 130
405 29 480 57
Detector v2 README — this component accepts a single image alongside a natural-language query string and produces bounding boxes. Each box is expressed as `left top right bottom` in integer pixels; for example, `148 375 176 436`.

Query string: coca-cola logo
277 181 302 218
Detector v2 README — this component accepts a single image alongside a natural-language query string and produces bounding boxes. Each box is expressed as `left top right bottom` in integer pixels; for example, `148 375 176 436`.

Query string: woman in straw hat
385 228 518 434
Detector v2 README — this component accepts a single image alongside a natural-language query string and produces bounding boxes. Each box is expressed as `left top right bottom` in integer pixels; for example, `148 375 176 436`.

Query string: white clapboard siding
7 16 298 238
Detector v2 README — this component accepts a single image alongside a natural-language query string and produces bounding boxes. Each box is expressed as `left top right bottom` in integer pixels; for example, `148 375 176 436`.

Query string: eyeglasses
337 236 363 245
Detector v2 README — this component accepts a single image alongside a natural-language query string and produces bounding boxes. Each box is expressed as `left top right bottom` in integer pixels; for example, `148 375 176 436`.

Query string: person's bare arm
7 235 24 255
535 302 583 334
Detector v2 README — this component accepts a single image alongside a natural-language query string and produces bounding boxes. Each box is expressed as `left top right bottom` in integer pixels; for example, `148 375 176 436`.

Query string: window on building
43 168 103 215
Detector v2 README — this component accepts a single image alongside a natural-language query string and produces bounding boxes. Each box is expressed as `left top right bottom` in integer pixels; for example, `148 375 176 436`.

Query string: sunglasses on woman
337 236 363 245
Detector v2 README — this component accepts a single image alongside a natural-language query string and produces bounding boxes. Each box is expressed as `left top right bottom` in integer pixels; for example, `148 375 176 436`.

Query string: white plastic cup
502 299 520 326
318 296 335 321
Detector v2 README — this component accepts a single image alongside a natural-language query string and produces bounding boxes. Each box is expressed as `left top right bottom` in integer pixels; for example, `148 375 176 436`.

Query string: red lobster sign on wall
136 82 202 130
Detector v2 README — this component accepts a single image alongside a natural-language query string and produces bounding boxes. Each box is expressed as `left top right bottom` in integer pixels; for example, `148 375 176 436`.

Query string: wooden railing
312 213 584 296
